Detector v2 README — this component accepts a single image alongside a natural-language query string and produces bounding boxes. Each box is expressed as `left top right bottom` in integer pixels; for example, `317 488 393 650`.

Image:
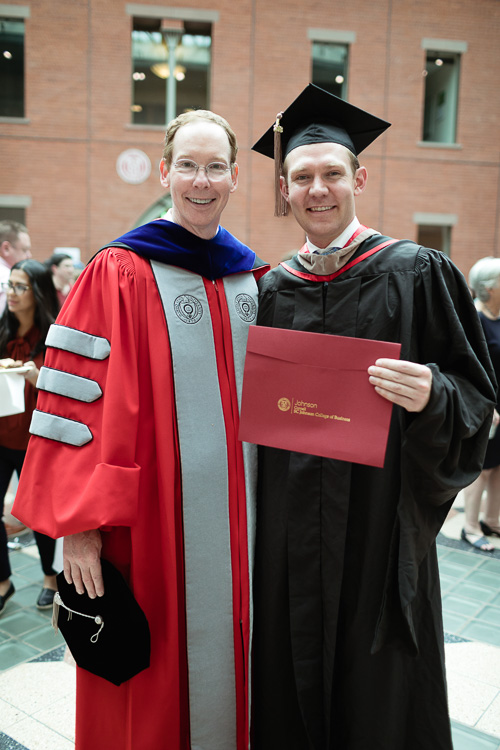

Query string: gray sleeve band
30 410 93 446
46 324 111 360
37 367 102 403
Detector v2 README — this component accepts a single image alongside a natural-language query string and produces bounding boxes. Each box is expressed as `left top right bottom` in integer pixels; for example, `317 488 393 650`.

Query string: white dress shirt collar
306 217 361 255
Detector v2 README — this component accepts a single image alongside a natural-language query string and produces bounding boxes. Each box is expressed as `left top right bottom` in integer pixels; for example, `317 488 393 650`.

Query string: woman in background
0 259 59 613
462 257 500 551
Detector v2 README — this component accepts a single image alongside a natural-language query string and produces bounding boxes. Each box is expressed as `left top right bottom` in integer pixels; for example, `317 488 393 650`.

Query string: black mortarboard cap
252 83 391 215
53 558 151 686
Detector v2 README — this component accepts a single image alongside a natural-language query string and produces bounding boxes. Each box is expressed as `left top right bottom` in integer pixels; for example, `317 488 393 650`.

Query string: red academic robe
14 246 264 749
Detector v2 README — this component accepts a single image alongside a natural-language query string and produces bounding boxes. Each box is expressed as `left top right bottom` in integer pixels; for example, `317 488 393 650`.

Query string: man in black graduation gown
250 85 496 750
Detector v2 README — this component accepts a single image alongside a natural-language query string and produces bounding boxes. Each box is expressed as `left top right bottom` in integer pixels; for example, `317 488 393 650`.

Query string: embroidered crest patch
174 295 203 324
234 293 257 322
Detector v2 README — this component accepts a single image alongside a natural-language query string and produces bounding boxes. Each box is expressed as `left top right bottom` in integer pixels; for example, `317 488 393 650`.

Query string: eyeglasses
1 281 32 295
172 160 232 181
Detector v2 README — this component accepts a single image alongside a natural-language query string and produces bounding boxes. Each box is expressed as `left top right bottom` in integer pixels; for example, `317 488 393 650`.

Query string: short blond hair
162 110 238 168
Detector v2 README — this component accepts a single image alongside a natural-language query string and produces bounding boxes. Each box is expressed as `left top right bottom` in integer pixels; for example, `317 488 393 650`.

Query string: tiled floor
440 490 500 749
0 534 74 750
440 549 500 646
0 493 499 749
0 537 65 669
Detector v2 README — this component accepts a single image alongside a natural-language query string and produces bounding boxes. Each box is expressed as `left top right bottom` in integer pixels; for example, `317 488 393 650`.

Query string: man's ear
159 159 170 189
279 175 290 203
230 163 239 193
354 166 368 196
0 241 10 261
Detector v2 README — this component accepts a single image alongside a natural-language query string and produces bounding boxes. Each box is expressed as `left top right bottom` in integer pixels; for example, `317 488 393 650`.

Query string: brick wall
0 0 498 277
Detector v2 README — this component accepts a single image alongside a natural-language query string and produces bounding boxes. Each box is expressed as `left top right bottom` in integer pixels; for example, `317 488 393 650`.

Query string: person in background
0 220 32 315
45 252 75 309
461 257 500 551
13 110 268 750
250 84 496 750
0 260 59 614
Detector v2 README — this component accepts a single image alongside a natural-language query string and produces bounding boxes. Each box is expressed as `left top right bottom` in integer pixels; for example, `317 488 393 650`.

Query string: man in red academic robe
13 110 267 750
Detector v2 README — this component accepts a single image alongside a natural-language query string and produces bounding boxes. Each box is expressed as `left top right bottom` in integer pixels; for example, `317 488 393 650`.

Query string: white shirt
0 257 10 316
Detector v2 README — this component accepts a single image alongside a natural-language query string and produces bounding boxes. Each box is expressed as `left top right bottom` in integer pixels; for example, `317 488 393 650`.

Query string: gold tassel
273 113 288 217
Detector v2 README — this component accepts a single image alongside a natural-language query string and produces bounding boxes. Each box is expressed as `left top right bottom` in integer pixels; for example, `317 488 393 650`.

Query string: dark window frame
0 16 25 118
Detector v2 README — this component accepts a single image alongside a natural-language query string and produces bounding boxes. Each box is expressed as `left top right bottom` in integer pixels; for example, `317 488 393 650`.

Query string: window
422 53 460 143
131 17 211 125
417 225 451 256
0 17 25 117
312 42 349 99
0 205 25 224
421 39 467 145
308 30 355 100
414 213 457 257
0 195 30 224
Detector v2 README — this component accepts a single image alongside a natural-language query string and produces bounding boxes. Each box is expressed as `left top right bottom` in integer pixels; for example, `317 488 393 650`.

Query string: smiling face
7 268 36 321
281 142 367 248
159 120 238 240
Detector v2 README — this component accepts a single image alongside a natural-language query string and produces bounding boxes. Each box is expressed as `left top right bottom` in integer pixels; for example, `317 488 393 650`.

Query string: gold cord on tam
273 112 288 217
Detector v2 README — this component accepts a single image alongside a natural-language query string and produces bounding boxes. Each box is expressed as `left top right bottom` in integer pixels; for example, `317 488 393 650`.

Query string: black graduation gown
252 237 496 750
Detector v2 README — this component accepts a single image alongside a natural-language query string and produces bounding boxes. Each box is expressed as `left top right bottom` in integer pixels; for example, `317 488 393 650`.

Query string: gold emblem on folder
277 398 291 412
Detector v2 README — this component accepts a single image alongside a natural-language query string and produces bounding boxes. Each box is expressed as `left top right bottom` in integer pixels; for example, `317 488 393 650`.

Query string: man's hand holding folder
239 326 403 468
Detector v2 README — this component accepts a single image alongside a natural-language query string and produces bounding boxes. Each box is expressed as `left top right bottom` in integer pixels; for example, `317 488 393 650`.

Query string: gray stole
150 261 257 750
297 227 380 275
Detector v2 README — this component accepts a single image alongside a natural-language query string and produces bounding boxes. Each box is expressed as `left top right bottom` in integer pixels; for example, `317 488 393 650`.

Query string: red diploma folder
239 326 401 468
